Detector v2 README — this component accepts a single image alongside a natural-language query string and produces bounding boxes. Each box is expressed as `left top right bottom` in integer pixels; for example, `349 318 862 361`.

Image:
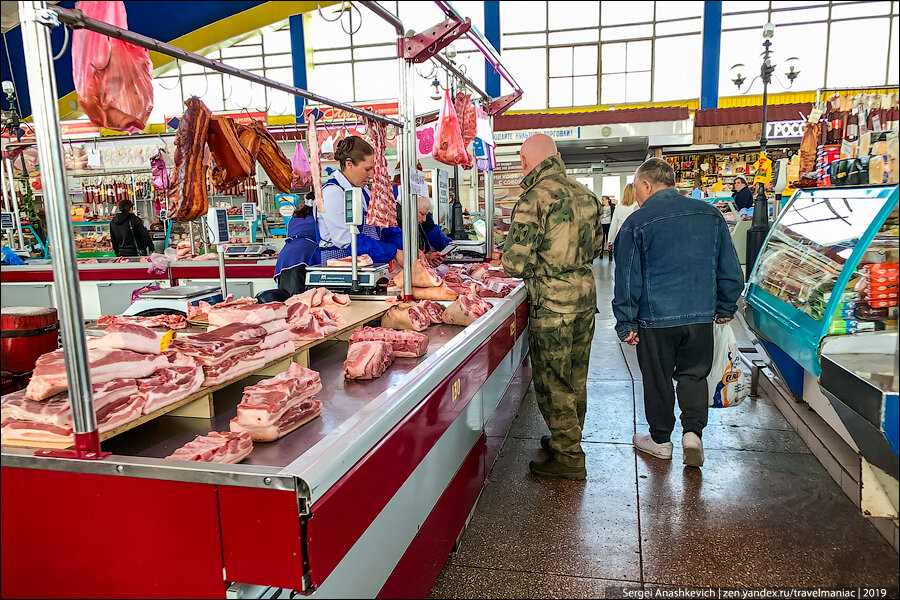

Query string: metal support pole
350 225 360 293
217 246 228 297
398 53 417 300
188 220 197 256
484 115 495 258
745 35 773 281
4 158 26 250
19 0 100 454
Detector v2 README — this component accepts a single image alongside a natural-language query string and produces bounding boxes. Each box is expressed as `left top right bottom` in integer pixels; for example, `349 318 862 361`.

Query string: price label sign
159 209 168 221
1 212 14 230
410 169 429 197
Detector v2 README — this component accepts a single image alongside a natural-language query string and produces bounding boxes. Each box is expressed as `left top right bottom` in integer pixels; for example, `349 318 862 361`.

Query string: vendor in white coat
316 136 404 265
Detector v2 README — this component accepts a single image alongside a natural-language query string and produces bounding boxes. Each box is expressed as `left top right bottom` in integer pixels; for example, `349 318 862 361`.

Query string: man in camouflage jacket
502 134 604 480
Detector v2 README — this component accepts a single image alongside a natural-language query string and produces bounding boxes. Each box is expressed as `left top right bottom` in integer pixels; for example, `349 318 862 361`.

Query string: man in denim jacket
612 158 744 467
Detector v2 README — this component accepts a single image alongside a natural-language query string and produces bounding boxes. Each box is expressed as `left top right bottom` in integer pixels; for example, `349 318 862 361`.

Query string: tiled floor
429 260 899 599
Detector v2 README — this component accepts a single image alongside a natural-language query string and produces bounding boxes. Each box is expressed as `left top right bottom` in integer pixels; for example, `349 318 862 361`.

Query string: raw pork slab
170 323 266 366
138 366 206 414
26 349 167 401
442 289 492 326
230 399 321 442
87 323 163 354
381 304 430 332
202 349 267 386
343 341 395 380
165 431 253 463
413 300 444 323
349 327 428 358
235 363 322 428
327 254 373 268
96 314 187 330
264 341 296 364
207 302 287 328
260 329 293 351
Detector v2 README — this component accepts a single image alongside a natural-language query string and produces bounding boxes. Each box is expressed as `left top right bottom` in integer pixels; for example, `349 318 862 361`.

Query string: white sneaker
682 432 705 467
632 434 673 460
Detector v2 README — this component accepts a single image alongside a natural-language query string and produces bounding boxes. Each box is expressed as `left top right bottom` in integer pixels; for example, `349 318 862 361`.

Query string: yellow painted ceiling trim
56 1 339 121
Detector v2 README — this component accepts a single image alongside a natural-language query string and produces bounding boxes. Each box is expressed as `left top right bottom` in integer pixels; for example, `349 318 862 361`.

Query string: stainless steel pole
397 53 417 300
484 115 495 259
188 220 197 256
19 0 99 451
4 158 26 250
217 247 228 297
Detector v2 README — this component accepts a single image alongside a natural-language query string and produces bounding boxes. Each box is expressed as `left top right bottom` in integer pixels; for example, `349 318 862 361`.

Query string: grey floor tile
588 344 631 381
450 438 641 582
637 449 900 588
429 565 640 599
700 424 811 454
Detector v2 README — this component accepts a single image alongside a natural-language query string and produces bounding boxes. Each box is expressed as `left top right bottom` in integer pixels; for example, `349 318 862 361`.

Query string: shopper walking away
607 183 638 266
732 176 753 210
598 196 613 260
612 158 743 467
110 199 155 257
503 133 604 480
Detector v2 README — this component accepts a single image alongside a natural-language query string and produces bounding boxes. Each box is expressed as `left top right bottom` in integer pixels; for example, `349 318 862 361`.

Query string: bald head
519 134 558 176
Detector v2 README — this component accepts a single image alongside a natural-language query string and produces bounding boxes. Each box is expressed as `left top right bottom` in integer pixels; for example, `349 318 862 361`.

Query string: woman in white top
607 183 638 264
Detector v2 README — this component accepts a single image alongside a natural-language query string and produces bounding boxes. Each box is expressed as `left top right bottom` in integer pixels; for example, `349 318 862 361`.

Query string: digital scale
445 240 487 260
223 244 277 258
305 263 392 292
122 285 224 317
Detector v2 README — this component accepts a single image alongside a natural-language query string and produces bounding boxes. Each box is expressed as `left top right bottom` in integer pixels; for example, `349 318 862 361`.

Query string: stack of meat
440 263 521 298
187 294 257 321
284 288 349 342
206 301 294 364
0 323 207 443
443 284 492 326
165 431 253 463
392 251 457 301
349 327 428 358
168 323 267 385
343 341 394 380
229 363 322 441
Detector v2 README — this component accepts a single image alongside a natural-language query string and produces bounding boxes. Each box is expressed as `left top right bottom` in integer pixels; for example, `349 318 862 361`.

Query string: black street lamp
730 22 801 280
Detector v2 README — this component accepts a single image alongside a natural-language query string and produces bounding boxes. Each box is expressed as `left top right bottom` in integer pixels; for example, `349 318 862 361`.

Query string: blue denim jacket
612 187 744 340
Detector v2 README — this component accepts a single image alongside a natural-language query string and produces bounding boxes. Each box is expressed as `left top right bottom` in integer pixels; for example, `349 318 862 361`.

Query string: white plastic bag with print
707 323 749 408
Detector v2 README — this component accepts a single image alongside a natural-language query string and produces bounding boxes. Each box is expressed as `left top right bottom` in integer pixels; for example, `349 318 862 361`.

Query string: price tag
488 280 506 293
410 169 429 197
0 212 14 230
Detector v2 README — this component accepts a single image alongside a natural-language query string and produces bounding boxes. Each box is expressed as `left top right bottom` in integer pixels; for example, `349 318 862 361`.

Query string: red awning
493 107 690 131
694 103 813 127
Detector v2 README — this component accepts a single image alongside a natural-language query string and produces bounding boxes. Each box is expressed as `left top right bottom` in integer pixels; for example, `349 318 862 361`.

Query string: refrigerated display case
713 199 751 266
744 184 898 518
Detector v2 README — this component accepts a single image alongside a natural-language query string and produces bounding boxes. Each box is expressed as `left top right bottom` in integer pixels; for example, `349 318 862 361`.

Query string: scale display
1 212 16 230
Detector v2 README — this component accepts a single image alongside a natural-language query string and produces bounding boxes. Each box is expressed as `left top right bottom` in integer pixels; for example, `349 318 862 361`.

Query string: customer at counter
110 199 154 257
317 136 403 265
732 176 754 211
503 133 604 481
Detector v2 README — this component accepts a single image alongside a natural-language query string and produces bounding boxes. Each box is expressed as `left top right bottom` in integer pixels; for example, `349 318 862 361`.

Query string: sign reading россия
766 120 806 139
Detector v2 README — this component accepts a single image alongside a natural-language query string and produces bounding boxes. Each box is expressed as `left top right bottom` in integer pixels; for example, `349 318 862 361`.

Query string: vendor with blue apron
274 192 320 295
317 136 403 265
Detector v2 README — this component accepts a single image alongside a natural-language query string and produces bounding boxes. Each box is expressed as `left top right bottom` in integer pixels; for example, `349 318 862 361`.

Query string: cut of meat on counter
287 302 344 342
187 295 257 320
86 323 169 354
287 287 351 309
207 302 287 328
96 314 187 330
229 363 322 442
393 252 444 288
441 263 521 299
413 300 444 324
203 349 267 386
2 378 145 443
26 348 169 401
327 254 374 268
442 287 492 326
343 340 395 380
411 284 457 301
349 327 428 358
138 365 205 414
169 323 267 385
165 431 253 463
381 303 430 332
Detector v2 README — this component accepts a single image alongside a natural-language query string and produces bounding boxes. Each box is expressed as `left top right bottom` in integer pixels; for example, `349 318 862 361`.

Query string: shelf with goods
666 149 796 196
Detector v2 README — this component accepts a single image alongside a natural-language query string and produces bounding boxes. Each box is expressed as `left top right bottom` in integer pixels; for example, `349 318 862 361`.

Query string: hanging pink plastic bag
432 89 468 166
150 150 169 191
72 1 154 133
131 284 161 303
290 141 313 189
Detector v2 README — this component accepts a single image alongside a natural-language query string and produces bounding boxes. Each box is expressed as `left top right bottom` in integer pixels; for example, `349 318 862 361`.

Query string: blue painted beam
289 13 307 122
483 0 500 98
700 0 722 110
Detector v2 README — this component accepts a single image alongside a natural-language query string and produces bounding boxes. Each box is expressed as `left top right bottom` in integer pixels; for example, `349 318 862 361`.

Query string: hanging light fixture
430 76 442 101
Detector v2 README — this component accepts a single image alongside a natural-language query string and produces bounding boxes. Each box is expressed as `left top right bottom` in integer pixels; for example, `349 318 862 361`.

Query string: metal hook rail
47 5 403 128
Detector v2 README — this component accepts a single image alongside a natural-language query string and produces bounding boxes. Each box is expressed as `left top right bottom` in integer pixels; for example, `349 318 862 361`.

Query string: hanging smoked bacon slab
237 123 262 162
168 97 211 221
208 115 253 187
252 121 293 194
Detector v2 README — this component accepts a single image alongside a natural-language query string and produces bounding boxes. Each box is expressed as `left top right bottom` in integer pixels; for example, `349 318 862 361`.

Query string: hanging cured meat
308 114 326 213
364 117 397 228
167 97 211 221
208 115 253 187
252 122 293 194
237 124 262 162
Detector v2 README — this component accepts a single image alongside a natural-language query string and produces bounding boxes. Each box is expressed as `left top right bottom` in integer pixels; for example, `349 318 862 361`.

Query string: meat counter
1 287 532 599
1 258 279 319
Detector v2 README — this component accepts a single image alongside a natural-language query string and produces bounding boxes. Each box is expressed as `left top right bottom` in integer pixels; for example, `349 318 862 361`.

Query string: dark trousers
636 323 713 444
601 224 611 250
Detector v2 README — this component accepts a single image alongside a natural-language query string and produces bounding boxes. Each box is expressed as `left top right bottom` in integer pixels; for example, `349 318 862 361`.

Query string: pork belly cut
207 302 287 328
235 363 322 428
343 341 395 380
230 398 321 442
263 341 296 364
87 323 164 354
202 349 267 385
170 323 266 366
26 349 167 401
138 366 205 414
349 327 428 358
262 319 288 335
260 329 293 351
96 314 187 330
165 431 253 463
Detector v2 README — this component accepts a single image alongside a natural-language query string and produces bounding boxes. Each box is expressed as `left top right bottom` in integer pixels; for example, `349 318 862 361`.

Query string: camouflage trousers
528 306 596 468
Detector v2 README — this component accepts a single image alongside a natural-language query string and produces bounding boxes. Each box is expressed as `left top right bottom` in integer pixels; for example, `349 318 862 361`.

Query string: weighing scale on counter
304 188 392 294
223 244 277 258
122 285 224 317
